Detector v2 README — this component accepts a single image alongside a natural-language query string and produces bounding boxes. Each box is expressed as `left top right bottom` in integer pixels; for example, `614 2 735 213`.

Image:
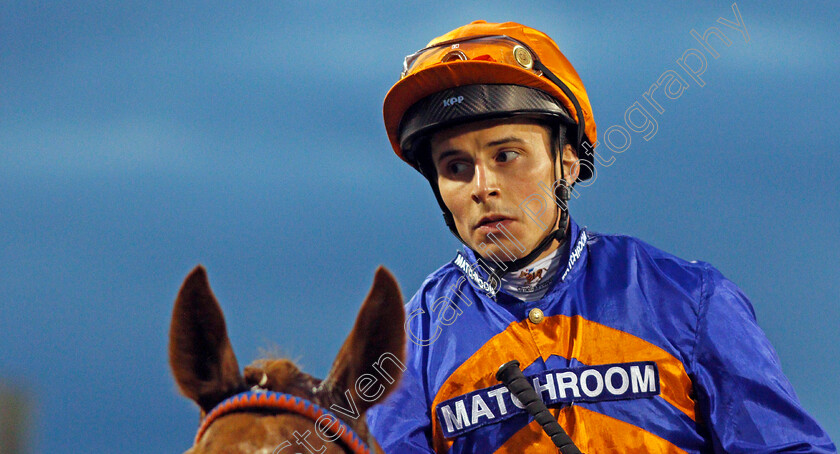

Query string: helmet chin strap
426 142 572 281
481 155 570 281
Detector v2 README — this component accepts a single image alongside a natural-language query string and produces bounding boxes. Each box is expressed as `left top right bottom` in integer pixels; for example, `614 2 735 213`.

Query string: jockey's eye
496 150 519 163
448 161 470 175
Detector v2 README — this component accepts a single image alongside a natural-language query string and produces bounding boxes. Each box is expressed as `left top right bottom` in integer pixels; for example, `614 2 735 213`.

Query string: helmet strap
533 60 585 156
416 149 462 239
483 143 570 280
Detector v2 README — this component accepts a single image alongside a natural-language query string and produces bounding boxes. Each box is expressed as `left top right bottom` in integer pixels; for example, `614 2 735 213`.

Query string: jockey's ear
321 266 407 415
169 265 245 414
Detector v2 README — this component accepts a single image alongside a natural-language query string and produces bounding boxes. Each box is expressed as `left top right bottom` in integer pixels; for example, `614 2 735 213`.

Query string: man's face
430 118 574 262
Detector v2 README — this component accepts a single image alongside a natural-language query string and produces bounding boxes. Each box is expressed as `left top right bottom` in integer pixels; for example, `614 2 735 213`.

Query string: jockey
367 21 835 453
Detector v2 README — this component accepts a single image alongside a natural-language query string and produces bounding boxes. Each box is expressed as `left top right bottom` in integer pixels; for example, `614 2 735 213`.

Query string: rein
195 390 371 454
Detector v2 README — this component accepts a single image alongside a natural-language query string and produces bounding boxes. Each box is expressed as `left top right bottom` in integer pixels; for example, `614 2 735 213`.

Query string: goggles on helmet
397 35 576 163
401 35 541 79
384 21 596 182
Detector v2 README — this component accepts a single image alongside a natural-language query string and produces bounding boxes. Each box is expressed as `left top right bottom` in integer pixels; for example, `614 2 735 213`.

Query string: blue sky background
1 1 837 452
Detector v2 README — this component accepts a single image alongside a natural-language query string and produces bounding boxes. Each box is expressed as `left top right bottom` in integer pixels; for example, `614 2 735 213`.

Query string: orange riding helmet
384 20 597 181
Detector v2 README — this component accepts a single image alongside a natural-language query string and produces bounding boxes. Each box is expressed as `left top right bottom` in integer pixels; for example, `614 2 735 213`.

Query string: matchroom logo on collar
435 361 660 439
453 252 499 297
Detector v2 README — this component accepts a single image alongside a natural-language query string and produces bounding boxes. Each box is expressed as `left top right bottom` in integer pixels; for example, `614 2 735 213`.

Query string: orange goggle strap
195 391 370 454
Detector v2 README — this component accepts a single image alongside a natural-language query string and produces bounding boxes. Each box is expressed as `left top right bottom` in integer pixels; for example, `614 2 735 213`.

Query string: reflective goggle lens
401 35 539 78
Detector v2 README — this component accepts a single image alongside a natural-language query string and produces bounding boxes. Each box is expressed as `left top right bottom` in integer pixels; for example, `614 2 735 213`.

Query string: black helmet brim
398 84 575 163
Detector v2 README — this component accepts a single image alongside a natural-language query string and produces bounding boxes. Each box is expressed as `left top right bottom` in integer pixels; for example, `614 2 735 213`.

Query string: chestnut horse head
169 265 406 454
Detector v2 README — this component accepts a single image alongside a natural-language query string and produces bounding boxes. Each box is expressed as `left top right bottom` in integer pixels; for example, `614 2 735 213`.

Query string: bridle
195 390 371 454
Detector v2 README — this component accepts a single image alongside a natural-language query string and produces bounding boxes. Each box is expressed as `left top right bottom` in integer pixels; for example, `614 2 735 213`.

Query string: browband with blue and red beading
195 390 370 454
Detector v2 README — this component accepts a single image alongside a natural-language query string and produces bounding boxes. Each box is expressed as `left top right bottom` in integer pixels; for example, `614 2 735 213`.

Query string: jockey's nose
470 160 501 204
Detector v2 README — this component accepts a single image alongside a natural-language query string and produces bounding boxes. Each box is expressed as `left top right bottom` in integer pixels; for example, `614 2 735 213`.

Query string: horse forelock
243 359 321 401
236 357 378 453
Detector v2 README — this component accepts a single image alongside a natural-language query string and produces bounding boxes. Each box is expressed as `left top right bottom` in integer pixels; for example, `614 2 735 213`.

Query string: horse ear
169 265 245 413
322 266 406 415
